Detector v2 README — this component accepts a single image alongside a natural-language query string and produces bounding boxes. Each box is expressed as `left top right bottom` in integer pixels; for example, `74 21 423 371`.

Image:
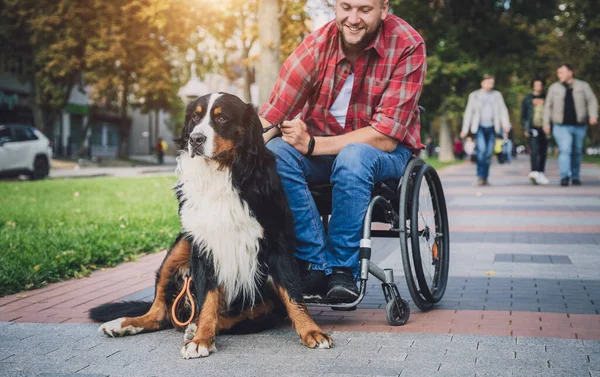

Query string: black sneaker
295 259 326 300
572 179 582 186
560 178 569 186
326 268 359 303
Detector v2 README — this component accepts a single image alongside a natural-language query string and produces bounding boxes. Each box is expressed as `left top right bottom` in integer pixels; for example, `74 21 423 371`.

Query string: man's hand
590 117 598 126
524 131 530 138
280 119 311 155
459 131 467 139
544 126 551 135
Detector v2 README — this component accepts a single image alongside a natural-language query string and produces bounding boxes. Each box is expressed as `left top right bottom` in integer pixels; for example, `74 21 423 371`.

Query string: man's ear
381 0 389 20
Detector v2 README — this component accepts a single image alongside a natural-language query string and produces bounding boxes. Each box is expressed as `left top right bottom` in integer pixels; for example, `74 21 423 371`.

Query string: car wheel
31 156 50 180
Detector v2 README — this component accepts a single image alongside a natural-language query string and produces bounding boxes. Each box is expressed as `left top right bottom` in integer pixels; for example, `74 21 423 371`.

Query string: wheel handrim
416 173 441 296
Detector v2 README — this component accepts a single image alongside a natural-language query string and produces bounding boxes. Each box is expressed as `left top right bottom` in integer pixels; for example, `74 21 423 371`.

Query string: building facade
0 53 174 160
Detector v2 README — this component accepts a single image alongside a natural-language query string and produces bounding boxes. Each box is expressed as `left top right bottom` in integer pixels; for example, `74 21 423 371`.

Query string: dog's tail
88 301 152 323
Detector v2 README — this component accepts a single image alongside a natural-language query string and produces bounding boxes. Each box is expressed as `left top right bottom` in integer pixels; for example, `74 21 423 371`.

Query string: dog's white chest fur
176 153 263 306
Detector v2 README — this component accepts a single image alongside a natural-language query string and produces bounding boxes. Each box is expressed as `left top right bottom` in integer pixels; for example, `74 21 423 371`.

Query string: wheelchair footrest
304 296 356 306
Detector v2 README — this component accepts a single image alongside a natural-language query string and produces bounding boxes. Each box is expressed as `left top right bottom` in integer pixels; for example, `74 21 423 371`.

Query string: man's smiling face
335 0 388 52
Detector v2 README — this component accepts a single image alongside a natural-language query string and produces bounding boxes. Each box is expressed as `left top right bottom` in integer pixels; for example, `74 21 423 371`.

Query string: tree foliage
0 0 95 135
391 0 598 144
84 0 201 156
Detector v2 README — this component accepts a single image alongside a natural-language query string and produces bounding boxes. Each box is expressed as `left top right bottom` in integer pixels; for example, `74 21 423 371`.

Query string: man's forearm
259 115 280 144
312 127 398 155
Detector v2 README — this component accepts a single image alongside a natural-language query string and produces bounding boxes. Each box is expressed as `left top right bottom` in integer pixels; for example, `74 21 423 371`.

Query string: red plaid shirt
259 15 426 151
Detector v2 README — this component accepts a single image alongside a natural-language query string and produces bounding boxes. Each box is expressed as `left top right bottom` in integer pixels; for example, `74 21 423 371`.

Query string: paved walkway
2 156 600 376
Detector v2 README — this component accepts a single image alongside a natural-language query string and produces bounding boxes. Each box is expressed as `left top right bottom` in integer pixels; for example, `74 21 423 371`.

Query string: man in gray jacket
460 74 511 186
544 64 598 186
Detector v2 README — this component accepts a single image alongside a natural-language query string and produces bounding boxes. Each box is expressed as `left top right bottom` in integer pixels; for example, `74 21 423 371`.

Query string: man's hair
559 63 574 73
482 73 495 81
530 77 544 88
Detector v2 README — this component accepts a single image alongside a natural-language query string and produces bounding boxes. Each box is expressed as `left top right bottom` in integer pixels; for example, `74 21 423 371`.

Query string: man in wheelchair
259 0 425 303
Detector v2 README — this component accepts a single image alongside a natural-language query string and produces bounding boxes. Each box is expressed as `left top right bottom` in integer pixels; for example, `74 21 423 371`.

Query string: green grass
583 155 600 165
0 176 180 296
422 157 466 171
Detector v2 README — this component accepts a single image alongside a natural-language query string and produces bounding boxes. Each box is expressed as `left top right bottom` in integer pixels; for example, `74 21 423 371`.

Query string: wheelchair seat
309 179 401 227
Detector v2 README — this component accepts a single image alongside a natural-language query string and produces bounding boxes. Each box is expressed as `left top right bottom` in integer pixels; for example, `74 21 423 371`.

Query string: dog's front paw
180 341 217 359
183 323 198 343
99 318 144 337
301 330 332 349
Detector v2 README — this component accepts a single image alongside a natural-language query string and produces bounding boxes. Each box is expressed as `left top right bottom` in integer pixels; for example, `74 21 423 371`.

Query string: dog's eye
216 115 226 123
191 113 200 123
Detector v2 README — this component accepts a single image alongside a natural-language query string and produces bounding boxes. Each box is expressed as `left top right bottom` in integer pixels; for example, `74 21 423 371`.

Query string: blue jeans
553 124 587 180
476 126 496 179
266 138 411 275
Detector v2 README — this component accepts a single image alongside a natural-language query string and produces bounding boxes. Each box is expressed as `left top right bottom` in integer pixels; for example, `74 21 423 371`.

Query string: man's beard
339 22 381 49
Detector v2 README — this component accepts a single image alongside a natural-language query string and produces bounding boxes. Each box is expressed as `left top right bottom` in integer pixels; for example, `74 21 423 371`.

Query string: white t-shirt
329 73 354 129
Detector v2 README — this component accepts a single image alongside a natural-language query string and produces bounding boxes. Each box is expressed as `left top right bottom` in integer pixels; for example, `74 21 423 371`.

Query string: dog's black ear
173 100 197 150
231 103 267 187
243 103 265 154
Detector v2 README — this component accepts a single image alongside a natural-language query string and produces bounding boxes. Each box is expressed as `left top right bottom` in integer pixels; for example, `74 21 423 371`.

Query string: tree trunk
438 115 455 162
118 74 131 159
30 73 45 133
258 0 281 105
242 43 253 103
243 65 253 104
154 109 159 152
77 115 93 158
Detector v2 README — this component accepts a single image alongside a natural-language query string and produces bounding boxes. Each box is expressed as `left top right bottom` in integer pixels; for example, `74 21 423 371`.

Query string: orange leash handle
171 276 195 327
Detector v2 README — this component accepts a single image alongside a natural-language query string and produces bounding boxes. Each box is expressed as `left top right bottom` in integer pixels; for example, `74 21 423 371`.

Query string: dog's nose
190 134 206 146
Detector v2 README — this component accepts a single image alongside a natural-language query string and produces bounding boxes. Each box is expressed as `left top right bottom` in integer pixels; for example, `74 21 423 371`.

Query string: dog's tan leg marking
181 288 220 359
122 238 191 331
276 286 332 349
216 300 274 330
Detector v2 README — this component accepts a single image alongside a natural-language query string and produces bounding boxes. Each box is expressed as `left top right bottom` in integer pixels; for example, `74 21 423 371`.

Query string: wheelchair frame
305 156 450 326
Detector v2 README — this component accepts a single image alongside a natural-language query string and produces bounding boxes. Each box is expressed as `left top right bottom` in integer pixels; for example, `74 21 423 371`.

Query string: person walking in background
425 135 435 158
522 78 549 185
460 74 511 186
544 64 598 186
453 137 465 159
463 136 476 163
156 137 166 165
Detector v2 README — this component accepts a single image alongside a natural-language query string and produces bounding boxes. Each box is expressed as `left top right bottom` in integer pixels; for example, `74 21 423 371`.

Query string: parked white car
0 124 52 180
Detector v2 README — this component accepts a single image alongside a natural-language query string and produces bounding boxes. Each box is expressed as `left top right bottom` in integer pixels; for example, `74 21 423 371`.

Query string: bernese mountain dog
89 93 332 359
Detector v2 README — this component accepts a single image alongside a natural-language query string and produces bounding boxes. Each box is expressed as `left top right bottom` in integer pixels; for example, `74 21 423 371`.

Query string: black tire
386 298 410 326
31 156 49 180
399 158 433 311
409 163 450 303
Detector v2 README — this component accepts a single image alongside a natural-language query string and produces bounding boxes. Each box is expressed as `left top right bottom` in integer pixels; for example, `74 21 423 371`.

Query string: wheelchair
305 156 450 326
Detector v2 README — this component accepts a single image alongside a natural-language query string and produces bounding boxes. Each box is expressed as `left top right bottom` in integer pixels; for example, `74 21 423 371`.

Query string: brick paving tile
450 210 600 217
451 225 600 233
474 325 513 337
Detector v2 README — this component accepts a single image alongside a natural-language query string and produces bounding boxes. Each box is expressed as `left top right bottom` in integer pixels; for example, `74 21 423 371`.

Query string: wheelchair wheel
386 298 410 326
399 158 449 310
399 158 433 311
409 163 449 303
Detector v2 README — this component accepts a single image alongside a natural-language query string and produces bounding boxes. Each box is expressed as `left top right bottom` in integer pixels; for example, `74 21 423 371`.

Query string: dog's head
175 93 264 168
